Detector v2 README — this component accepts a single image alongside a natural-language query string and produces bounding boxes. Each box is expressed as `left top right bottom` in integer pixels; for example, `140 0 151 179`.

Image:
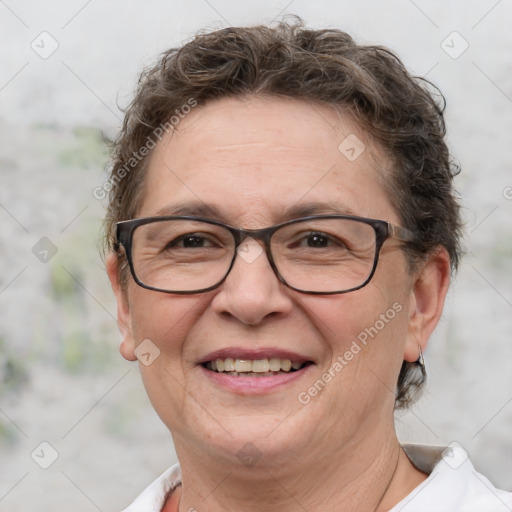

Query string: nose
211 237 293 325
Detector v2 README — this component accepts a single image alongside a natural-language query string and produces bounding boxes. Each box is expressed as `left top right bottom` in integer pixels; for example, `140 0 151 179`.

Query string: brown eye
167 233 216 249
305 233 330 248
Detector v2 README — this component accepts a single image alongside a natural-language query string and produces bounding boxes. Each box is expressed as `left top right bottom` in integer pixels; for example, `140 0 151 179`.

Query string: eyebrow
153 202 227 220
150 200 360 224
283 202 358 219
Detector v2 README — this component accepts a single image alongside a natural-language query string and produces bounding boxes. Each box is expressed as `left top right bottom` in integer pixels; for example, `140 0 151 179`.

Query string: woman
104 21 512 511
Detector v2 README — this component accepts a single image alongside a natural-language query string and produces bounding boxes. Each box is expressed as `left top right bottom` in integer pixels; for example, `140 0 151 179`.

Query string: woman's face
108 97 442 469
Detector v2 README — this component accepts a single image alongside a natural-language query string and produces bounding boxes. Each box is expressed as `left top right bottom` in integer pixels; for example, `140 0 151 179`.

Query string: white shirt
121 444 512 512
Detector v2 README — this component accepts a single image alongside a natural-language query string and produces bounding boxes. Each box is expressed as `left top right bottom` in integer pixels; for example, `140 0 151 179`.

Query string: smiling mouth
202 357 312 377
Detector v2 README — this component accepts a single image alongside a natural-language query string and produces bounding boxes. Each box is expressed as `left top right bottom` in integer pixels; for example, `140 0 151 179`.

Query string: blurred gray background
1 0 511 510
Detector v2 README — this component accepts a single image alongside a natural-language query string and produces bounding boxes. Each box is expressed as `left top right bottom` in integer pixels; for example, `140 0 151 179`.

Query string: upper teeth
208 358 303 373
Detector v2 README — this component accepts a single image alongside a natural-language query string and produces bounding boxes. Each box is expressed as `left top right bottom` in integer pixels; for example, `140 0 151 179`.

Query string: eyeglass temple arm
387 222 415 242
112 226 123 254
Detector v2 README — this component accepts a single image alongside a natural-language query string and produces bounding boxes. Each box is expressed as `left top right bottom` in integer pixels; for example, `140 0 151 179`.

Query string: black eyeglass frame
114 215 415 295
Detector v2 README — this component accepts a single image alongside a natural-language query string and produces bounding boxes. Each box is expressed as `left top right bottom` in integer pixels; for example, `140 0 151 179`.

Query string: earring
415 344 426 373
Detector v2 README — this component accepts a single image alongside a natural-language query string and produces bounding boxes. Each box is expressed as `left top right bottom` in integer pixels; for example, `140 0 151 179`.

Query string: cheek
299 277 410 367
128 286 210 360
294 290 410 433
126 289 213 429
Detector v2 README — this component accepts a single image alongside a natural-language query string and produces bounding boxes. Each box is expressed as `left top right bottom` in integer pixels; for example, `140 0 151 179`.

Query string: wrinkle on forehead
139 96 397 225
153 95 389 178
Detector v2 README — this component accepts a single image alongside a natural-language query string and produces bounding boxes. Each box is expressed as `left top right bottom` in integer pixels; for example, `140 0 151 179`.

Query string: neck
175 430 427 512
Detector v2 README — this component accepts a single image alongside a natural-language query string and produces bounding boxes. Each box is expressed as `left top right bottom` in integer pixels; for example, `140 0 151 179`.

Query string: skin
107 96 451 512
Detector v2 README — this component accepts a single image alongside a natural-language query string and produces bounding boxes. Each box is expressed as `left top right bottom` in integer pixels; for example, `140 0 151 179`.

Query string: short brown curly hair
103 19 462 409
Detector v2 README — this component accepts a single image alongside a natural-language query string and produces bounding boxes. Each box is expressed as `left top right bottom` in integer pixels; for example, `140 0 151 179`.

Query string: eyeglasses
114 215 414 295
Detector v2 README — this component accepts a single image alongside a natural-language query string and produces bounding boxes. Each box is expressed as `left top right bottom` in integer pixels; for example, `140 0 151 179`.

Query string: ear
106 252 137 362
404 247 451 363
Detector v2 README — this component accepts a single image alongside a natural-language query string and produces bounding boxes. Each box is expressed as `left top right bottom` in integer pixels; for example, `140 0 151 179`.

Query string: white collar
121 444 512 512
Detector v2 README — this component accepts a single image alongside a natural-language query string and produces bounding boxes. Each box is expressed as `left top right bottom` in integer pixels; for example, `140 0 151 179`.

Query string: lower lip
199 364 313 394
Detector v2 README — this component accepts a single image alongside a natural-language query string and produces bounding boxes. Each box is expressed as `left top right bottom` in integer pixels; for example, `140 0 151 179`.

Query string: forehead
139 96 398 226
